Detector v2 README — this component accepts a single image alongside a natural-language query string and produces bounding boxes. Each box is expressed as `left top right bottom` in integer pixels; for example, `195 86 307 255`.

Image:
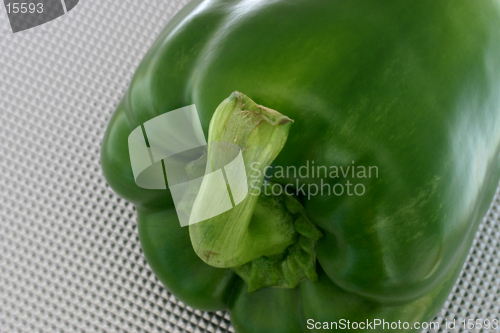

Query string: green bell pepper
101 0 500 332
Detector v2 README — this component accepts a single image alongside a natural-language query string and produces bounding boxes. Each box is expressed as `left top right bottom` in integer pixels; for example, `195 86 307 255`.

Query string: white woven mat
1 1 499 332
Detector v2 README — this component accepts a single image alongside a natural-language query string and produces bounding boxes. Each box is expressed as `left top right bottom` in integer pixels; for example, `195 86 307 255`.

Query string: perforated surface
0 1 499 332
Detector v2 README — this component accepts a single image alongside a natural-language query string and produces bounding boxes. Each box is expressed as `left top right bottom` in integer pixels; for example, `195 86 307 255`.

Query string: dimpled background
0 1 499 332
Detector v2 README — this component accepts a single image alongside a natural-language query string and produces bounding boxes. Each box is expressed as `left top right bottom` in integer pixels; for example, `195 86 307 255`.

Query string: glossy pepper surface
101 1 500 332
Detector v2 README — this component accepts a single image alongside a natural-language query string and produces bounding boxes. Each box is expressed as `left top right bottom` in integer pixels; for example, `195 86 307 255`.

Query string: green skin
101 0 500 332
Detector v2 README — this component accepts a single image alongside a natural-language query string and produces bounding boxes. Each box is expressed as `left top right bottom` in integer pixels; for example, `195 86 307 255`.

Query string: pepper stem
188 92 322 291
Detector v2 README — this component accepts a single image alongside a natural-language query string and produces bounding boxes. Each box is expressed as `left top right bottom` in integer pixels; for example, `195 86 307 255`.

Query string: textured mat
1 1 499 332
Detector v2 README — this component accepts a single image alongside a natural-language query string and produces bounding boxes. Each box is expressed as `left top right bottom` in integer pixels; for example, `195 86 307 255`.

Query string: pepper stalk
189 92 322 291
